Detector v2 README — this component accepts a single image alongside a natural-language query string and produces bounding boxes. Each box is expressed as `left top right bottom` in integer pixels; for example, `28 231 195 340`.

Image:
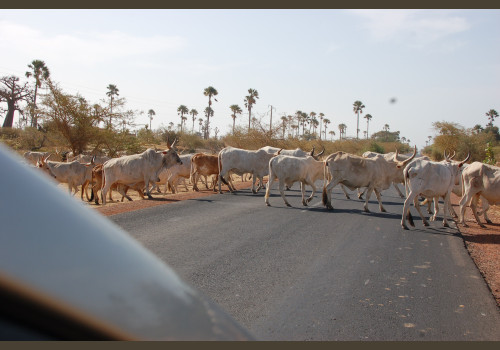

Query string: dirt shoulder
450 194 500 307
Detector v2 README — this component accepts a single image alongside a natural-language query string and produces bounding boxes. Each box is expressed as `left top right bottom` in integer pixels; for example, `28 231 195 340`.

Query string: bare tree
1 76 31 128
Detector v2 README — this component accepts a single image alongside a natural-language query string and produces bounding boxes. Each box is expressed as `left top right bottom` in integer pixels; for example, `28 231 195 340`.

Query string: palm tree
148 109 155 131
198 118 204 134
427 136 432 145
230 104 243 135
364 113 372 139
339 123 347 140
353 100 365 139
281 115 288 139
318 113 324 140
106 84 119 127
309 112 316 133
401 136 407 143
177 105 189 133
203 86 218 139
486 109 499 127
384 124 390 141
323 118 330 140
291 124 299 137
204 106 214 138
25 59 50 128
244 88 259 131
301 112 309 136
329 130 336 141
190 109 198 132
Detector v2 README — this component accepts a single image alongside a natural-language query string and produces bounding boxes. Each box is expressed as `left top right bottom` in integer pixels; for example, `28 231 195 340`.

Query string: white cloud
0 20 186 66
349 10 470 48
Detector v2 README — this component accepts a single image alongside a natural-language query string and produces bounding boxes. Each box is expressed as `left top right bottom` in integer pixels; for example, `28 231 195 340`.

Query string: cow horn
393 148 399 162
450 151 456 160
443 149 448 160
310 146 315 157
166 136 171 149
396 145 416 168
458 152 470 168
171 138 178 149
316 147 325 157
277 149 283 155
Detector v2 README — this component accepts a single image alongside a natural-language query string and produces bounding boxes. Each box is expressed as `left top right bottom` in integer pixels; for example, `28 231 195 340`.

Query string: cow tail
218 152 229 186
322 161 329 206
190 158 195 185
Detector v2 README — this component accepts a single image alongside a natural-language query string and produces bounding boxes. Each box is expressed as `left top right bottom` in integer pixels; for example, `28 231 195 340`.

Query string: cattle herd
23 140 499 230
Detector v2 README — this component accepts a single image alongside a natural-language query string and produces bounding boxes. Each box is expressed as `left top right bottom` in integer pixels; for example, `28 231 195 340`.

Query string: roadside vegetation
1 59 498 164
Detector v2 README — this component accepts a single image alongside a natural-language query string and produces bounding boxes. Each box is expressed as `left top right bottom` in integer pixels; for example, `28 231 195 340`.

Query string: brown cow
190 153 219 192
90 164 145 204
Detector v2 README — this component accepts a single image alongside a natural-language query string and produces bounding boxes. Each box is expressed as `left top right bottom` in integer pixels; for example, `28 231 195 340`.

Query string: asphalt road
109 183 500 340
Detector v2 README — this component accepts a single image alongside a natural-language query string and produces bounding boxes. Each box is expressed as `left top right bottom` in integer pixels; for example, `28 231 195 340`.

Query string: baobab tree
353 100 365 139
244 88 259 132
364 113 372 139
25 59 50 128
230 104 242 135
1 76 31 128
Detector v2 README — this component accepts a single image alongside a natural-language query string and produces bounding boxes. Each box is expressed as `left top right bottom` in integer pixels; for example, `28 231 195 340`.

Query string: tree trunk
2 101 16 128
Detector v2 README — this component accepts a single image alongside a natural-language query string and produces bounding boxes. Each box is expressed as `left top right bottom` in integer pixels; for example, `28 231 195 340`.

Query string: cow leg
442 192 451 228
393 183 405 199
322 179 339 210
470 194 486 228
357 188 365 200
459 186 478 227
264 175 275 206
251 175 257 194
144 179 153 199
340 184 351 199
413 196 430 226
306 181 316 204
430 197 439 221
374 188 386 212
401 191 418 229
479 197 492 223
363 187 374 212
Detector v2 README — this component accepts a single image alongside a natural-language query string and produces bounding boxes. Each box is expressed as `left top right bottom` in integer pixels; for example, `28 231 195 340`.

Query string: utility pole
268 105 276 135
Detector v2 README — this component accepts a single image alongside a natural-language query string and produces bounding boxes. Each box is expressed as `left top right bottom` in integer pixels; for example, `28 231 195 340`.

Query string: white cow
36 155 94 200
23 151 51 165
69 154 110 165
265 151 325 207
101 141 181 205
154 153 195 194
398 152 469 230
322 148 414 213
218 147 278 194
459 162 500 228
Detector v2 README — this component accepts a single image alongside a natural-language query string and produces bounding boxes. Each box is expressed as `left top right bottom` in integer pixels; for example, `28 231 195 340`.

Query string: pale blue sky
1 9 498 149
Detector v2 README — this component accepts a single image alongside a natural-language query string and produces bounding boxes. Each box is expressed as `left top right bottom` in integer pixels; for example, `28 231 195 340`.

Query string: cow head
311 147 325 161
160 137 182 169
396 146 417 168
36 155 57 179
